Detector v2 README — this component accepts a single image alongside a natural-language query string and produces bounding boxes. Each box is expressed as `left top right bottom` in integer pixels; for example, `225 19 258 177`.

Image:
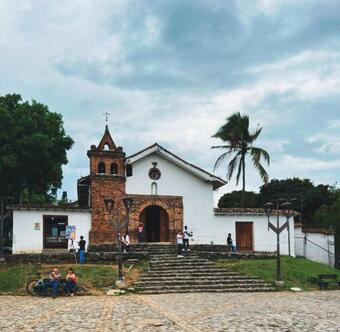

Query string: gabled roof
126 143 226 190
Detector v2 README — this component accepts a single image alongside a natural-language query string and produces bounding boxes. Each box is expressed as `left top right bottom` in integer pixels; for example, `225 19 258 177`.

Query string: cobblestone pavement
0 291 339 332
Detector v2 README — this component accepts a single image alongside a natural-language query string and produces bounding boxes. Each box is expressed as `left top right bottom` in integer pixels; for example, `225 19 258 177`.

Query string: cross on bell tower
103 112 110 125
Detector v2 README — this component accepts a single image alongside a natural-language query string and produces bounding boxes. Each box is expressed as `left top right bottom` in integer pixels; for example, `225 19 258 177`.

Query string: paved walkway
0 291 339 331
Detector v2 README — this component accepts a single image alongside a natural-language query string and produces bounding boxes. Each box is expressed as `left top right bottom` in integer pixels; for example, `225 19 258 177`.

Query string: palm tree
212 112 270 207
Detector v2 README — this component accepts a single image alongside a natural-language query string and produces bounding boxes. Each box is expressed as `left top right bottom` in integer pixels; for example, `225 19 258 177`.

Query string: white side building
12 207 91 254
294 224 335 267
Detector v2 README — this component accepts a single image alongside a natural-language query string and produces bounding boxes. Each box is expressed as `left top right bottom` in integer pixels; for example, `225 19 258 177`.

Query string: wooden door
236 222 253 251
159 208 169 242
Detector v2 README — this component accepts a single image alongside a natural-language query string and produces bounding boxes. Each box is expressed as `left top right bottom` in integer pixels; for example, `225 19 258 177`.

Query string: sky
1 0 340 202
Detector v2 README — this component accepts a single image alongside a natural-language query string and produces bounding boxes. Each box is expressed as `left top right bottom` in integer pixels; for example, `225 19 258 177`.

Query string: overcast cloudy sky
1 0 340 201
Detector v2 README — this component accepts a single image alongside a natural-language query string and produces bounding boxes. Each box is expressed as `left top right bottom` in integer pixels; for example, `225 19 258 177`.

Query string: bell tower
87 125 126 244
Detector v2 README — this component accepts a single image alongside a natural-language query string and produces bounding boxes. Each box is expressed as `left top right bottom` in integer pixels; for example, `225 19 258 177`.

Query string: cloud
0 0 340 200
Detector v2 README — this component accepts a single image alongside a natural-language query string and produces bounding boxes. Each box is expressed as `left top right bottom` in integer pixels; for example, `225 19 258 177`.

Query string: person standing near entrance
137 222 145 243
78 235 86 264
121 232 130 253
176 231 184 258
183 226 192 252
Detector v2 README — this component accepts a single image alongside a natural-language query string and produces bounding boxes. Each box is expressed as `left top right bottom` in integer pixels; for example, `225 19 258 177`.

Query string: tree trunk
241 156 246 207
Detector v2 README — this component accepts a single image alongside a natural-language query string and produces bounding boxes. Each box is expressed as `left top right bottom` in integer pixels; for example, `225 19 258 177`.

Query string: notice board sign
65 225 76 240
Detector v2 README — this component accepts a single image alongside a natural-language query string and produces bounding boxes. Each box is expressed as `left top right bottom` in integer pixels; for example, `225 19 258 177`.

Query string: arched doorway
140 205 169 242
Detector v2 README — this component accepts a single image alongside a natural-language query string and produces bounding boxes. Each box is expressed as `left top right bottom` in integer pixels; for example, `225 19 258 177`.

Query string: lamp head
123 197 133 211
263 202 274 217
104 198 115 213
281 201 293 218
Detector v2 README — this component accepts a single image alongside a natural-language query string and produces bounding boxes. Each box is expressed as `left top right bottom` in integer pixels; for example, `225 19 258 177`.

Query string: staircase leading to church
133 245 275 294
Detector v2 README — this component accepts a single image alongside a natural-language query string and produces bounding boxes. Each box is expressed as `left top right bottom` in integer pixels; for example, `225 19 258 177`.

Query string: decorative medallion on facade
148 162 161 180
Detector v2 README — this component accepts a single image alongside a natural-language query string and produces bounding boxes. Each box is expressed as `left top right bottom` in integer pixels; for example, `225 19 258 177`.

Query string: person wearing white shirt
176 231 184 257
121 233 130 253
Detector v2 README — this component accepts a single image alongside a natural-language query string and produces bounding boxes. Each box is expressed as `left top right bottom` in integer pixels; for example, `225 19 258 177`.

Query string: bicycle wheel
26 280 41 296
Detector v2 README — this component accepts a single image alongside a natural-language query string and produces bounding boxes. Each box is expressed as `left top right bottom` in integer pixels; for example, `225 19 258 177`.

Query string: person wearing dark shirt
227 233 236 252
78 235 86 264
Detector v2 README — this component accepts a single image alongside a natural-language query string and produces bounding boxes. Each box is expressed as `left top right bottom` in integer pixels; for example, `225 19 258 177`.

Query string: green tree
313 198 340 263
218 190 259 208
212 112 270 206
259 178 339 225
0 94 74 203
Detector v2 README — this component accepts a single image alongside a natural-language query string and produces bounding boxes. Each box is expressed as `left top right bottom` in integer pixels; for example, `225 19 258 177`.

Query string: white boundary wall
294 226 335 267
12 209 91 254
210 214 295 255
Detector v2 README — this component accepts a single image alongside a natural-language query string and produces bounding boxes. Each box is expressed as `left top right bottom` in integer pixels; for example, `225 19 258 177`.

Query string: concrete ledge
197 252 276 260
5 252 149 264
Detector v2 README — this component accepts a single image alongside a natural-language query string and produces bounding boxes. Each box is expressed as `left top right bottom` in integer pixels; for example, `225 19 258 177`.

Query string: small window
103 144 110 151
151 182 158 195
126 164 133 177
98 162 106 174
111 162 118 175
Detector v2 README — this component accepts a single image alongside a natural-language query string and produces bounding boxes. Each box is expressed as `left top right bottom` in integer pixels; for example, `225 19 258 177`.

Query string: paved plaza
0 291 339 331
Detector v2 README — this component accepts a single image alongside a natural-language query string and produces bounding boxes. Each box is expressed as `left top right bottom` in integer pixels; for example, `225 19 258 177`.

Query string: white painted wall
126 152 295 254
12 209 91 254
126 152 215 239
209 214 295 255
295 227 335 266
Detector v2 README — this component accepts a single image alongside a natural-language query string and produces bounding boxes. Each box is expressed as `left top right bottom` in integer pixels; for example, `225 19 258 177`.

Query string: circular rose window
149 162 161 180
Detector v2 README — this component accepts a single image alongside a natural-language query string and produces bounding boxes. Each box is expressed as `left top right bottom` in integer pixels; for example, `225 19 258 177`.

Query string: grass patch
0 262 146 295
0 264 38 295
215 256 340 290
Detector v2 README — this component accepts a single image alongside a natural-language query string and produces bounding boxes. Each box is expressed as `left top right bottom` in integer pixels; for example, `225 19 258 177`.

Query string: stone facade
86 126 183 245
127 194 183 243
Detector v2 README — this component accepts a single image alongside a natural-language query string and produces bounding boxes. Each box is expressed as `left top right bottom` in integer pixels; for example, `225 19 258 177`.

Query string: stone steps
134 280 268 287
136 287 275 294
134 251 275 294
146 264 234 272
141 272 241 278
138 275 259 281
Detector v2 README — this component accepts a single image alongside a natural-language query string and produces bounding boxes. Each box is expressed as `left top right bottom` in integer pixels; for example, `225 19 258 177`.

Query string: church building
11 126 295 255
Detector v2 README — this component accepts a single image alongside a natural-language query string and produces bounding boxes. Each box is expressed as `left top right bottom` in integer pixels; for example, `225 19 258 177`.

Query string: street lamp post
104 198 123 282
264 200 294 284
281 201 296 257
123 197 133 235
104 197 133 284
